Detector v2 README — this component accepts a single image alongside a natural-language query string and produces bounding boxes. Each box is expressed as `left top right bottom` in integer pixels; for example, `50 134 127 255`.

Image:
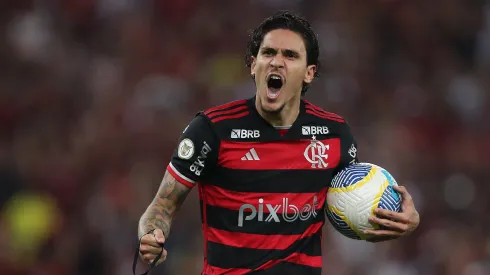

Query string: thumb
152 229 165 245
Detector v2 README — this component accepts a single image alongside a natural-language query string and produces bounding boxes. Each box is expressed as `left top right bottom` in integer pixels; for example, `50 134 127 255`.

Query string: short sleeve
335 123 359 173
166 114 219 188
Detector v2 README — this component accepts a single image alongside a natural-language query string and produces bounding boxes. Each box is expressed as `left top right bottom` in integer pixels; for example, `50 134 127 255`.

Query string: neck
255 96 301 127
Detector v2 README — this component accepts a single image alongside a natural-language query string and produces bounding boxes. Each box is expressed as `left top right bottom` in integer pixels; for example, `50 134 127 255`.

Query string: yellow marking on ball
328 166 377 194
327 204 363 238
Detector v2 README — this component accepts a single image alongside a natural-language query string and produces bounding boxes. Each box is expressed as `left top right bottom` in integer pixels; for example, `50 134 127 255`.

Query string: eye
262 49 275 56
284 51 298 59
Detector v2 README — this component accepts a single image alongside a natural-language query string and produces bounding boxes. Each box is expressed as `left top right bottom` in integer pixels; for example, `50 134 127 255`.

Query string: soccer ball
325 162 402 240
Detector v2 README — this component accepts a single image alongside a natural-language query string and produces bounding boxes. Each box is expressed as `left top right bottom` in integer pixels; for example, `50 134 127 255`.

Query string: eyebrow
260 47 301 57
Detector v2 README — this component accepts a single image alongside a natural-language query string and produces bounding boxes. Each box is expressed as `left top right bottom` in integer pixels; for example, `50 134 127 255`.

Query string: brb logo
304 136 329 169
237 196 318 227
231 129 260 139
302 126 329 135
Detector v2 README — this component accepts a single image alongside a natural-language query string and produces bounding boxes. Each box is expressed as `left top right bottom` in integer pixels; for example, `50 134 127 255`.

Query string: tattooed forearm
138 171 191 239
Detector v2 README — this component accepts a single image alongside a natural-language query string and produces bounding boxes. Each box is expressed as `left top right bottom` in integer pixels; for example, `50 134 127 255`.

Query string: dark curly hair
245 11 321 95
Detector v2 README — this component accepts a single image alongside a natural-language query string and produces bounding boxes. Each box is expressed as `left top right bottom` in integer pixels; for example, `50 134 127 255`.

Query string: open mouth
266 74 284 99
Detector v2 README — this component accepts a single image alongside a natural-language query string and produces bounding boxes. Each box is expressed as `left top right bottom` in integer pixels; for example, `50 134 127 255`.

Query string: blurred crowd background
1 0 489 275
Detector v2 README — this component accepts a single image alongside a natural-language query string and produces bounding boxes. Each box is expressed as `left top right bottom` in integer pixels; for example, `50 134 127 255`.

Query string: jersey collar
247 96 306 139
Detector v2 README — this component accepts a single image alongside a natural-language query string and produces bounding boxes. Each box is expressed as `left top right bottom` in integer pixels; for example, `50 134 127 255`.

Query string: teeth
270 75 281 80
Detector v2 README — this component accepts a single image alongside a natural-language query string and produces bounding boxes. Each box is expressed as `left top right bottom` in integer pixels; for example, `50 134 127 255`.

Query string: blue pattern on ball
377 186 402 212
325 207 361 240
330 163 372 188
381 169 400 201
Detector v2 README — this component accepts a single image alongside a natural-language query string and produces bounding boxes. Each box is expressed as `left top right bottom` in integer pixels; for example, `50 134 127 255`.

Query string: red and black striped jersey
167 97 359 275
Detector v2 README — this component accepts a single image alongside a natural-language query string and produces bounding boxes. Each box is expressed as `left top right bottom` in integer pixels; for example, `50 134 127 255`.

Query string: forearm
138 201 172 239
138 172 191 239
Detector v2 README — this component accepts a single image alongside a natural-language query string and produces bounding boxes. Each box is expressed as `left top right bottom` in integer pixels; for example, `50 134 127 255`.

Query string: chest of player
207 133 341 194
202 134 339 229
219 136 339 170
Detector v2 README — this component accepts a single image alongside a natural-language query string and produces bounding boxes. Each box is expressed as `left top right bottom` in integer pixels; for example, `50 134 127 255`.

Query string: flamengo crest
304 135 329 168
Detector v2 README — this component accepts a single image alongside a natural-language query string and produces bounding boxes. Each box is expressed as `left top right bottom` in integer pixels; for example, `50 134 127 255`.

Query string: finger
154 248 168 265
152 229 166 245
142 253 157 264
393 185 408 196
363 229 403 237
140 234 162 248
394 186 413 205
368 216 409 232
139 244 164 255
394 187 417 214
140 247 167 265
374 208 410 223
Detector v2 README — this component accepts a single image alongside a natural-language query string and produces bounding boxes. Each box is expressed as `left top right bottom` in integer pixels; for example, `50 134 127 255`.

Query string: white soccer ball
325 162 402 240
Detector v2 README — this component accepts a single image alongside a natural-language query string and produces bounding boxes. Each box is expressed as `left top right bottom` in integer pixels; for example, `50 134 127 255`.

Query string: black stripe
249 261 322 275
209 168 333 193
206 205 325 235
206 232 322 269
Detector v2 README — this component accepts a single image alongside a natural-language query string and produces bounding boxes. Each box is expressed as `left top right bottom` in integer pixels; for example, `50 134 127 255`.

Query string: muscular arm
138 171 192 239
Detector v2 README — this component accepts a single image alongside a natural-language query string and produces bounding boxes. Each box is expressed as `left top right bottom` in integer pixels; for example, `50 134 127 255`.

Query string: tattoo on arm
138 172 191 239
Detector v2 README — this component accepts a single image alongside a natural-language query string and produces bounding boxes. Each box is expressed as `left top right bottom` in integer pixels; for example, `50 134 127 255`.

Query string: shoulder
183 98 256 142
184 99 250 133
302 99 346 124
301 99 355 139
202 99 251 124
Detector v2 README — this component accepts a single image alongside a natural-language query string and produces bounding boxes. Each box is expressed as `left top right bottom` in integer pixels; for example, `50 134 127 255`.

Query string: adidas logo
241 148 260 161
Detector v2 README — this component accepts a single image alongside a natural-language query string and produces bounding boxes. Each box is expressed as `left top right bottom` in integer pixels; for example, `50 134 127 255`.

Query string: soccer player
135 11 420 275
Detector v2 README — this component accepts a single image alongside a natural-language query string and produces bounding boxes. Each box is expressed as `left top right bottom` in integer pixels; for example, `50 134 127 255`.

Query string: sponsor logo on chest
238 196 319 227
302 126 329 136
231 129 260 139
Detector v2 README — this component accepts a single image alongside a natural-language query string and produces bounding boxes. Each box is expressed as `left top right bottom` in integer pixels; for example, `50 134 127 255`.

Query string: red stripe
204 253 321 274
306 110 345 123
277 129 288 136
211 111 250 123
207 222 323 250
218 138 341 170
305 107 341 119
204 265 251 275
303 100 344 120
304 103 345 122
304 103 344 119
203 184 327 213
204 100 247 115
304 105 341 119
256 252 322 270
207 105 249 119
166 164 195 188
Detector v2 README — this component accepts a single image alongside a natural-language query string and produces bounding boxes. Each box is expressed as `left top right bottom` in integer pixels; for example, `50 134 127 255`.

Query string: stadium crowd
0 0 489 274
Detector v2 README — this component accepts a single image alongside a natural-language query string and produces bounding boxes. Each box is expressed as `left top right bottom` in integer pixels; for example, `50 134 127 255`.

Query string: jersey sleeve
166 114 219 188
336 123 359 172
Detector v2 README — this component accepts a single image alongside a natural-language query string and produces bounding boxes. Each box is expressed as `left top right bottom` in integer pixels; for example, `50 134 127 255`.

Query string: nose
270 54 285 69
